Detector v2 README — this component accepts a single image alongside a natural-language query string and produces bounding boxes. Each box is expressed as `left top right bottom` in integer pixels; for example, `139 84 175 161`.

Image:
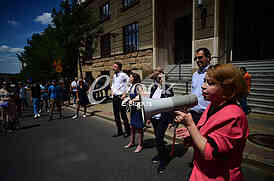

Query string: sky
0 0 62 74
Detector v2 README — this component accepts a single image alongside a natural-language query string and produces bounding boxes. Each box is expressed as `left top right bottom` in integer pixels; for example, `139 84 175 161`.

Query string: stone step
249 93 274 100
248 103 274 115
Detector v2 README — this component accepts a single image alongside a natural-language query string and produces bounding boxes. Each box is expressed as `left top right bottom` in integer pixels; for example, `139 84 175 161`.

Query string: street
0 107 273 181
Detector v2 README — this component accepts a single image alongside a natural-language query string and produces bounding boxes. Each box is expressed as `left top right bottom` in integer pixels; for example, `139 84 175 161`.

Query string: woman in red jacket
175 64 249 181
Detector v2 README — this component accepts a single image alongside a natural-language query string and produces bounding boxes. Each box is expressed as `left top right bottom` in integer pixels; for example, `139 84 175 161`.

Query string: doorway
174 14 192 64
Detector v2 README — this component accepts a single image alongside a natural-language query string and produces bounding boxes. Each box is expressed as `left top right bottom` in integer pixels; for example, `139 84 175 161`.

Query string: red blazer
190 103 249 181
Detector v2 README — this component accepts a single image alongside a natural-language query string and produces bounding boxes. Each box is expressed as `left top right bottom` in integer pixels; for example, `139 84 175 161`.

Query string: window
100 2 110 21
123 23 139 53
101 34 111 57
122 0 138 9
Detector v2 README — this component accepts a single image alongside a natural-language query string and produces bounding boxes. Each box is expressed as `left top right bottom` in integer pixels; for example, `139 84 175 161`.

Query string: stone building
81 0 273 77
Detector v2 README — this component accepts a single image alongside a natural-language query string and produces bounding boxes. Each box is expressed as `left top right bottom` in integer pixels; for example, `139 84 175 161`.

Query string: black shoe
112 132 123 137
48 116 53 121
123 132 130 138
152 155 160 164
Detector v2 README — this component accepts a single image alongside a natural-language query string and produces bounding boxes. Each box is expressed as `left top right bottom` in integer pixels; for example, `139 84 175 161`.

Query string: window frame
100 2 110 22
122 0 139 11
123 22 139 53
100 33 111 58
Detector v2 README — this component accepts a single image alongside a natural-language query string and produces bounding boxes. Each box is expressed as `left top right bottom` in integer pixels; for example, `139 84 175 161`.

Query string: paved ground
68 98 274 169
1 106 274 181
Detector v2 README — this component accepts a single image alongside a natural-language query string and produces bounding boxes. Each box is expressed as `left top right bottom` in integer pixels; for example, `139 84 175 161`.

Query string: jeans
32 98 40 115
72 91 77 104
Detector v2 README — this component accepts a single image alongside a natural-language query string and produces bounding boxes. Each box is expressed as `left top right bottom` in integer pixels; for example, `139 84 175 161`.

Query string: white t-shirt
71 81 77 92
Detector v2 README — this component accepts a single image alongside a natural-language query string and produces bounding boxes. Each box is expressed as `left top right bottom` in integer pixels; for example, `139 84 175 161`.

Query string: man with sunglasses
190 47 211 124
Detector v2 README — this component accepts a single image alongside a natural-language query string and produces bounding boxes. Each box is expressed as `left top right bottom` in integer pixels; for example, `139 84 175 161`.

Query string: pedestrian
18 81 27 115
56 80 65 119
175 64 249 181
239 67 251 114
190 47 211 124
111 62 131 138
124 72 144 153
71 77 78 105
40 81 49 113
72 79 89 119
48 80 62 120
30 81 41 119
147 68 175 174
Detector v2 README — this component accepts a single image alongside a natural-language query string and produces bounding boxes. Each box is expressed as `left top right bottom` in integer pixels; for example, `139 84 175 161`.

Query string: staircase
141 64 193 96
141 60 274 115
232 60 274 115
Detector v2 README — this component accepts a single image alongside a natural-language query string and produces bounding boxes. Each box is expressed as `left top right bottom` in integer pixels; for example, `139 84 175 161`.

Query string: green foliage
17 0 101 81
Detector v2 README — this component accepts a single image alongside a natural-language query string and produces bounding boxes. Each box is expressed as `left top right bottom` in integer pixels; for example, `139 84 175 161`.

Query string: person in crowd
71 77 78 105
124 72 144 153
30 81 41 119
190 47 211 124
72 79 89 119
40 81 49 113
48 80 62 120
147 68 175 174
18 82 27 116
175 64 249 181
55 80 65 119
239 67 252 114
111 62 131 138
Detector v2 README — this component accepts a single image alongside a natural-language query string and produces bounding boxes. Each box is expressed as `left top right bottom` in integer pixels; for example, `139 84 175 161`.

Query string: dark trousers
151 117 169 161
112 95 130 134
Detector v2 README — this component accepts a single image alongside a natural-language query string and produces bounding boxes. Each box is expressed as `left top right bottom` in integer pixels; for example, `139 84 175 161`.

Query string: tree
51 0 102 79
17 0 101 81
17 27 65 81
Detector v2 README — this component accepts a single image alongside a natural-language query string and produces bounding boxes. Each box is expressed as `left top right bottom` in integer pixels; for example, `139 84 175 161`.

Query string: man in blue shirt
48 80 63 120
190 48 211 124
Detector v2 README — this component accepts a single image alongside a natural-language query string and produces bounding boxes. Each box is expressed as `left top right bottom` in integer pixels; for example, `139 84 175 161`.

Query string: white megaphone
141 94 198 121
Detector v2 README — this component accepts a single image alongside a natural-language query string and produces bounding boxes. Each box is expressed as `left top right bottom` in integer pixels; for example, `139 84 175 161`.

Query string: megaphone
141 94 198 121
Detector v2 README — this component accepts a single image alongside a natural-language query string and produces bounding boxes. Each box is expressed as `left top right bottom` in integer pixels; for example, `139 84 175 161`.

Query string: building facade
81 0 274 80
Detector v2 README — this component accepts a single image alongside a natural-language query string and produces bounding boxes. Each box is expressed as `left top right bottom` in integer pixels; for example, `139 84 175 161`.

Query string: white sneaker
82 114 86 118
34 114 38 119
72 115 78 119
37 113 41 117
39 109 41 113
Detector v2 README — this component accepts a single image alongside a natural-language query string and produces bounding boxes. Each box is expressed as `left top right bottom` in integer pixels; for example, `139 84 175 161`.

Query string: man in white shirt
111 62 130 138
71 77 78 104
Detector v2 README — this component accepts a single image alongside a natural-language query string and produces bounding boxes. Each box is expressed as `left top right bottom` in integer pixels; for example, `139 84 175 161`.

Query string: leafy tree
51 0 101 79
17 0 101 81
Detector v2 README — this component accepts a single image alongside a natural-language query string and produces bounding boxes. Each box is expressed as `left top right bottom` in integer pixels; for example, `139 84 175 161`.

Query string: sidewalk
66 99 274 168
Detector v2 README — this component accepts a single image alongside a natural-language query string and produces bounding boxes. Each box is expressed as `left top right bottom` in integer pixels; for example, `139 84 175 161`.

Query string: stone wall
81 0 154 80
82 49 153 80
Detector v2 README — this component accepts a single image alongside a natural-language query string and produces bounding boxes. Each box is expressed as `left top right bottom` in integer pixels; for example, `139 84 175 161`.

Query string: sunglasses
194 56 204 61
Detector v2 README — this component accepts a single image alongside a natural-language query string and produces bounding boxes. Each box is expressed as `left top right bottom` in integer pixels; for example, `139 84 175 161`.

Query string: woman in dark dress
124 72 144 153
72 79 89 119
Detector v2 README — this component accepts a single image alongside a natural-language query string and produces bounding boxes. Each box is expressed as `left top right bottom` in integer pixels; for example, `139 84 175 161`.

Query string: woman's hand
174 110 194 128
176 127 190 139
